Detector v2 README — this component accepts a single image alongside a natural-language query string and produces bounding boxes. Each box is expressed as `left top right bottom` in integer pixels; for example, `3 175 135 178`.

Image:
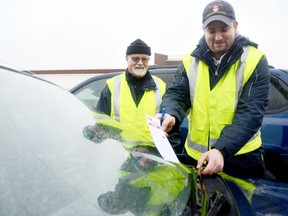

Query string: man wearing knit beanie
125 39 151 78
126 39 151 56
96 38 182 153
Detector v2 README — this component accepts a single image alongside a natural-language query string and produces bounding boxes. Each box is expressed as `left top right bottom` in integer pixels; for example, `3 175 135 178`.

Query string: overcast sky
1 0 287 70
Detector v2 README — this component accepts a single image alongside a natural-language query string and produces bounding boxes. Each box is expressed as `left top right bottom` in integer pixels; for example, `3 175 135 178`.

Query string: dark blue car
70 66 288 182
261 68 288 182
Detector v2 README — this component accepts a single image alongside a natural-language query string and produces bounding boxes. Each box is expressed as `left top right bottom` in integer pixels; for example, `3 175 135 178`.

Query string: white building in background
33 53 181 90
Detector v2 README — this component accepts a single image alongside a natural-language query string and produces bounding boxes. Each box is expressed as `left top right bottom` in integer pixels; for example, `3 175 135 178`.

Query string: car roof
70 66 178 93
70 65 287 93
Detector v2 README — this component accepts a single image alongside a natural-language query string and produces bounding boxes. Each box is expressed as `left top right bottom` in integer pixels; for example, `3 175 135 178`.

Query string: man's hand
197 149 224 175
154 113 176 133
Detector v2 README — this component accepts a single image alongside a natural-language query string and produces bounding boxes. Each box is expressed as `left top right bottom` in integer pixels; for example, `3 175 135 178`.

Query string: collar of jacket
125 69 157 91
191 33 257 75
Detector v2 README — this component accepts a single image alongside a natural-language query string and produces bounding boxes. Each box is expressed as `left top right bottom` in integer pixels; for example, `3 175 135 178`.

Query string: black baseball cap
202 0 236 28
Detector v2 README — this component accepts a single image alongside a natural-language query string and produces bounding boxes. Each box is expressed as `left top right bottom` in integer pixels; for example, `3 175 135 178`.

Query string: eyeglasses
130 56 150 64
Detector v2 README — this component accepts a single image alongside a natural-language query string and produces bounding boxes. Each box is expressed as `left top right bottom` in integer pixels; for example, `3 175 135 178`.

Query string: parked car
70 66 288 182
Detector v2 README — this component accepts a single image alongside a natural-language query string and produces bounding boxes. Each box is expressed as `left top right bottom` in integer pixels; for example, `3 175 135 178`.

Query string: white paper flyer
146 115 179 163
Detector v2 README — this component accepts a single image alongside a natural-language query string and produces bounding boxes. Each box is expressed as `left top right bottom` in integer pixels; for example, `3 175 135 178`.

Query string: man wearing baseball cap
202 0 236 28
157 1 270 178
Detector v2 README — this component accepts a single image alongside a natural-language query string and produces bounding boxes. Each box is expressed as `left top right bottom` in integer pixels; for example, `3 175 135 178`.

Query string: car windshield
0 67 191 215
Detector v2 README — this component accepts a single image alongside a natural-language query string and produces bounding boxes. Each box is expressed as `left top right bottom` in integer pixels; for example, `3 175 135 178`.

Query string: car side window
266 74 288 114
151 71 175 89
74 79 107 110
156 73 175 85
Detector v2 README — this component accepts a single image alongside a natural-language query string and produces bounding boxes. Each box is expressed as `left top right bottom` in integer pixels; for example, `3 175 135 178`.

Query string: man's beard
132 67 147 77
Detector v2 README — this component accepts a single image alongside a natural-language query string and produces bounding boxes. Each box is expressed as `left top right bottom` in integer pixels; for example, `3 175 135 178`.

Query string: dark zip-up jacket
161 34 270 158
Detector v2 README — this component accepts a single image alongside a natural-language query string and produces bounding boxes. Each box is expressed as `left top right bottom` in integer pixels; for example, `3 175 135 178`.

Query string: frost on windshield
83 123 124 143
82 121 192 215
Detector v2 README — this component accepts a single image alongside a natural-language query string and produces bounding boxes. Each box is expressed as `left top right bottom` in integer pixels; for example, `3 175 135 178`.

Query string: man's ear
234 21 238 29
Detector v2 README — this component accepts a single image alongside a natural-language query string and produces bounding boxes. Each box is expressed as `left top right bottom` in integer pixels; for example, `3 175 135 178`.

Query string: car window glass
152 73 174 82
266 75 288 113
74 79 107 110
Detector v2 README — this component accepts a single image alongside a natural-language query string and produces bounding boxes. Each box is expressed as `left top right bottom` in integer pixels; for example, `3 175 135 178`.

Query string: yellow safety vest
107 73 166 144
183 46 265 160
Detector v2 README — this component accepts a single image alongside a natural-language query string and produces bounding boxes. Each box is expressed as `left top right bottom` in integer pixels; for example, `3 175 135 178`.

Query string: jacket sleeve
161 62 192 130
213 56 270 157
96 85 112 116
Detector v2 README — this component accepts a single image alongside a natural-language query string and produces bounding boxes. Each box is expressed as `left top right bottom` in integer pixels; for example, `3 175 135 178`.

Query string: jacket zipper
215 64 219 76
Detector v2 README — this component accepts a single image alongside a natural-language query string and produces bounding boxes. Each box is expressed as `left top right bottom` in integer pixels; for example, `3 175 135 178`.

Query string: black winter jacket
161 34 270 158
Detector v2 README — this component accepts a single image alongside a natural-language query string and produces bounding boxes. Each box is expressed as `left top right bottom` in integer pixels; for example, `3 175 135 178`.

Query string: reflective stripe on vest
106 73 166 145
183 46 264 160
111 73 163 121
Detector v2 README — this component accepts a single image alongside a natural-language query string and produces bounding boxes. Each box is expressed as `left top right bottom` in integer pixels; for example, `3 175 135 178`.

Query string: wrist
213 147 226 158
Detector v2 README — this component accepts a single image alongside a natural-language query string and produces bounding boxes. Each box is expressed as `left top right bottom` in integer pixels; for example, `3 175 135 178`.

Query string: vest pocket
217 111 234 125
